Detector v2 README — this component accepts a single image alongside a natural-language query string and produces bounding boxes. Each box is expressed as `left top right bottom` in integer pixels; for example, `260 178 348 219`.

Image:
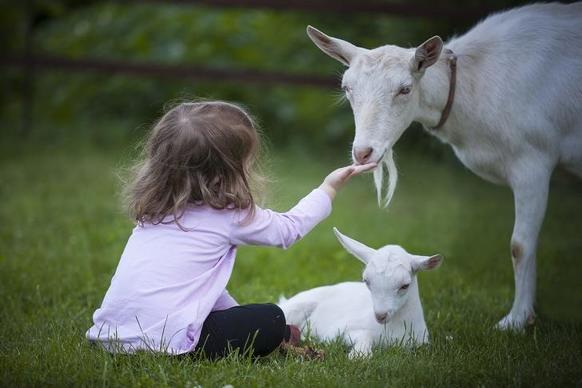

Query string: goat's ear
412 254 444 271
306 25 363 66
412 36 443 73
412 254 444 272
333 227 375 264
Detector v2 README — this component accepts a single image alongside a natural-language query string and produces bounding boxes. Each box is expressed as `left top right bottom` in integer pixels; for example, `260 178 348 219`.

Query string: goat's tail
277 293 318 327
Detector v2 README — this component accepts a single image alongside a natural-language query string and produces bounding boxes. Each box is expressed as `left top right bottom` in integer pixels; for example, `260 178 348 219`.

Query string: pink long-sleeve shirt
86 188 332 354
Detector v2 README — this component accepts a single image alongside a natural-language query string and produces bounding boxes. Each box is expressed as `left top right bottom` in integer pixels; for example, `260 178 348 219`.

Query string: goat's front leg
497 163 552 330
347 331 373 359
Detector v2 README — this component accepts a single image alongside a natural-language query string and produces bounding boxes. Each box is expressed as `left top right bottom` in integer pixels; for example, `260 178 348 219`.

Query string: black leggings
195 303 290 359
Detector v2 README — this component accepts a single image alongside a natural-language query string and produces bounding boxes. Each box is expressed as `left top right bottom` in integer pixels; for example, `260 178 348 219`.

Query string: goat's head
333 227 443 324
307 26 443 206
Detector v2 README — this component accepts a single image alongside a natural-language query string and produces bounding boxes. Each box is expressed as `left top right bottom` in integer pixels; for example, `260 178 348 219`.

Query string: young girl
86 101 375 358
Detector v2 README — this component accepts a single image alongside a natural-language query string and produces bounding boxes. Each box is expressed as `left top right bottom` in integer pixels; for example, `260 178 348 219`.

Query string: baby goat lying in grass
279 228 443 358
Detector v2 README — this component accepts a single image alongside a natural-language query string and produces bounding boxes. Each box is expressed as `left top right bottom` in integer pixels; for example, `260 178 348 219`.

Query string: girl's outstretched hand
319 162 377 200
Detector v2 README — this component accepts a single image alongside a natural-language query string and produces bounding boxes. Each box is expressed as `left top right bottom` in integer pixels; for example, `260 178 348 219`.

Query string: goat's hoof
496 315 523 331
495 312 536 331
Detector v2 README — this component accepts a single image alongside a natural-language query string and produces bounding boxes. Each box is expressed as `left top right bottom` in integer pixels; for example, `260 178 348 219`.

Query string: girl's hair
124 101 264 227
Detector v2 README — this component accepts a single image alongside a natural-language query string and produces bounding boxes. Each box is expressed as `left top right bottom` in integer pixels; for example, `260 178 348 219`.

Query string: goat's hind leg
497 162 552 330
278 292 319 329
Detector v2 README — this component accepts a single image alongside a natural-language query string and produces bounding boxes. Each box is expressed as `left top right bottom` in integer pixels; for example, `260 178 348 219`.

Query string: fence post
21 0 35 136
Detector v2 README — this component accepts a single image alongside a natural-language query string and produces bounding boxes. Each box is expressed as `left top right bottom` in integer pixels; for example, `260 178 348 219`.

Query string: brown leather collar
431 49 457 130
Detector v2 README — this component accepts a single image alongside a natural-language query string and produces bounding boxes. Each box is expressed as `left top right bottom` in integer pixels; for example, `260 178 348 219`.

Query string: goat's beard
373 149 398 208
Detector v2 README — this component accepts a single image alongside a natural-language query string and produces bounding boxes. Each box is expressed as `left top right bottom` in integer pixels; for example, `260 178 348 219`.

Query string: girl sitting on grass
86 101 375 358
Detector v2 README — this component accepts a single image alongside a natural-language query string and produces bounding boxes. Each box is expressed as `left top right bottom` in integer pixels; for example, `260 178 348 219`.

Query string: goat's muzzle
375 312 388 323
353 146 373 165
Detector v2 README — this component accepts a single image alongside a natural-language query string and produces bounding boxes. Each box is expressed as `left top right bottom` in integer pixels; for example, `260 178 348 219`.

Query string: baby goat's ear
412 254 444 272
333 227 375 264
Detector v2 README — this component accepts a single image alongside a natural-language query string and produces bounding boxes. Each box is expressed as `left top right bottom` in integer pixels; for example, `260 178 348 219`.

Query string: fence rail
1 55 338 88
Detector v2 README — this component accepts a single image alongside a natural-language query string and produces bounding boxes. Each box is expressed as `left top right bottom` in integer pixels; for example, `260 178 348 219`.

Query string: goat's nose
354 147 373 165
375 312 388 323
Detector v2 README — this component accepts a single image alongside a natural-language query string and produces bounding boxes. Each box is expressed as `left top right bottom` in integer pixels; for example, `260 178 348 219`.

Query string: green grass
1 142 581 387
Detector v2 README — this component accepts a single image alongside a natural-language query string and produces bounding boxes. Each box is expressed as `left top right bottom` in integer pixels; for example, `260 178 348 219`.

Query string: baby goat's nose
375 312 388 323
354 147 373 165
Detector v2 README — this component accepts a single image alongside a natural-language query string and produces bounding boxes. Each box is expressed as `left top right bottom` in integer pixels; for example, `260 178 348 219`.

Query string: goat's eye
342 85 352 95
363 278 370 287
397 85 411 96
399 284 410 291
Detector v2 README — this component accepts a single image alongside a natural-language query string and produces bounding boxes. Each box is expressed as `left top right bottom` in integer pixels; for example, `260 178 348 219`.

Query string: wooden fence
1 0 498 133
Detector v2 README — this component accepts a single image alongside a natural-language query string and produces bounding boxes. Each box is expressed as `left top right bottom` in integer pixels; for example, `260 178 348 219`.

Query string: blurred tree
0 0 532 151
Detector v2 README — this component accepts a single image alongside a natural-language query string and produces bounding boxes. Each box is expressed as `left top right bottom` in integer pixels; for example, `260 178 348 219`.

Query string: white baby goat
279 228 443 358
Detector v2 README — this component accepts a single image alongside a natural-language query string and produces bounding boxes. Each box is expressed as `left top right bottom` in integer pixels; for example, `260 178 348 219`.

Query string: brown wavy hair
124 101 264 227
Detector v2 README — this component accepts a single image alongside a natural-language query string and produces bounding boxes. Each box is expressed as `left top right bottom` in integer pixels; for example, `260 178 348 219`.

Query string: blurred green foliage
0 1 526 150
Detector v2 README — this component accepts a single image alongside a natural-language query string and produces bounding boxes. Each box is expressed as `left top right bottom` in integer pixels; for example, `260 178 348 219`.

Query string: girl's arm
229 163 376 248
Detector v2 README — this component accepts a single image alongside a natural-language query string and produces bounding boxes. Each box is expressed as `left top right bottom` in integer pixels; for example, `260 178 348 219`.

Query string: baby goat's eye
363 278 370 287
342 85 352 95
399 283 410 291
397 85 412 96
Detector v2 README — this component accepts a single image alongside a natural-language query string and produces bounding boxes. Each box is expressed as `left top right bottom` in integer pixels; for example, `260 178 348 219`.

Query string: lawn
1 141 581 386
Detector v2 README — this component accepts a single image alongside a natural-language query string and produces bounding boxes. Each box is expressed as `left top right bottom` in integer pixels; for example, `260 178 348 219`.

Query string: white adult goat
306 2 582 330
279 228 443 358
